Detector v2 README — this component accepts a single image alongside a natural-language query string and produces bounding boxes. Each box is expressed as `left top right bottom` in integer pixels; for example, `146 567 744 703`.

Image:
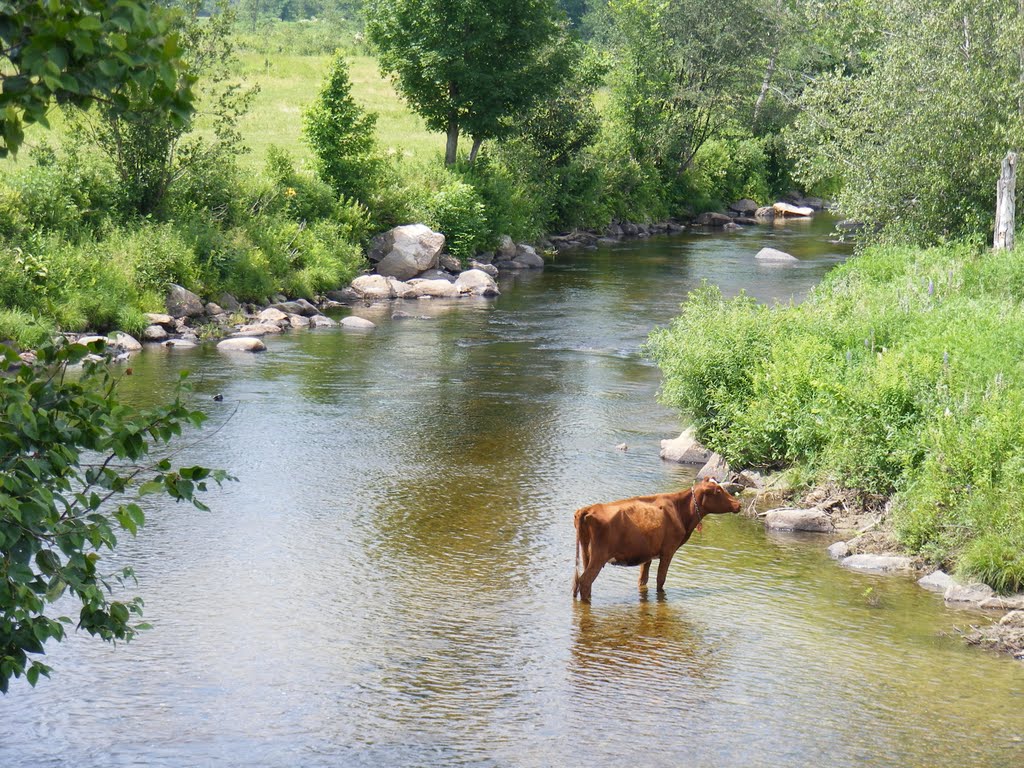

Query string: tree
72 0 256 216
0 0 195 158
303 51 381 204
789 0 1024 243
605 0 769 180
365 0 571 165
0 340 229 693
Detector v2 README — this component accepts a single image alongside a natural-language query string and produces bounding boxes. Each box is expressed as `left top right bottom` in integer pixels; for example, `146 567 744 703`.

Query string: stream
2 218 1023 767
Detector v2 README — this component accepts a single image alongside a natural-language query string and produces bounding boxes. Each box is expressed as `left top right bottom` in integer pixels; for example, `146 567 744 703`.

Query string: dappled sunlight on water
3 221 1023 767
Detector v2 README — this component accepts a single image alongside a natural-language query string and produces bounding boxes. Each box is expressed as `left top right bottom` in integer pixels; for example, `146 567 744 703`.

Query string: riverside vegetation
3 0 1024 682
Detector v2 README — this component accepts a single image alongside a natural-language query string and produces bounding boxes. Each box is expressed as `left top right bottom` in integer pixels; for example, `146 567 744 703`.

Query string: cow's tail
572 507 590 598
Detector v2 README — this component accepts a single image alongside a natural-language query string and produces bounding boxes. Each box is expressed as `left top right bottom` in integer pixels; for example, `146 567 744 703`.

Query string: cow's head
694 478 742 515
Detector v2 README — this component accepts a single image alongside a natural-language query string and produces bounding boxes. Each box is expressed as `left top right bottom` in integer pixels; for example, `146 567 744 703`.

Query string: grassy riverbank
648 242 1024 591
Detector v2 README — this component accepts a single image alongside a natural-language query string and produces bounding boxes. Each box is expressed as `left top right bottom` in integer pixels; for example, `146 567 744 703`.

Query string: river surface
3 219 1024 767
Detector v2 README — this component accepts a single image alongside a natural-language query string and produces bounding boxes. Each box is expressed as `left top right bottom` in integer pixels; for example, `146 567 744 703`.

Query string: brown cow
572 479 741 601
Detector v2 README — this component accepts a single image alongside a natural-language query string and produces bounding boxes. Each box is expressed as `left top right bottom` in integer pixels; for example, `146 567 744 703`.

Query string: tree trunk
468 137 483 165
445 117 459 166
994 151 1017 251
752 54 777 128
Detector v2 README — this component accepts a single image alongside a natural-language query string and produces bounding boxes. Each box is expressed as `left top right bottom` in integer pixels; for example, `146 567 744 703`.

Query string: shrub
649 243 1024 591
0 310 55 348
303 51 381 204
426 179 490 263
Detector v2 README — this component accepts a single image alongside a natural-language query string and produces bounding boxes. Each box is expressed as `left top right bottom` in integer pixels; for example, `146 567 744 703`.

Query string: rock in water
217 337 267 353
755 247 798 262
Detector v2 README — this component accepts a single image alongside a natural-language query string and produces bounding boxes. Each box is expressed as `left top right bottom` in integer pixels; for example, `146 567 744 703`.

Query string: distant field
229 51 441 169
0 48 442 174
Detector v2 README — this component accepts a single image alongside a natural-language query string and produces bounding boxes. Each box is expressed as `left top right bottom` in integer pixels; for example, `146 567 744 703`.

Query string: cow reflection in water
570 598 716 691
572 479 741 602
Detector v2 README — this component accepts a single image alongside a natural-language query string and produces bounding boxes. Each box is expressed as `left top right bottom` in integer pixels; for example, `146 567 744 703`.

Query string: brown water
3 221 1023 767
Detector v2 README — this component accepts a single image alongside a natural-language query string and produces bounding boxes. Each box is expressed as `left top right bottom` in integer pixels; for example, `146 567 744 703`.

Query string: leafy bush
0 310 55 349
425 179 490 262
648 243 1024 590
303 51 382 204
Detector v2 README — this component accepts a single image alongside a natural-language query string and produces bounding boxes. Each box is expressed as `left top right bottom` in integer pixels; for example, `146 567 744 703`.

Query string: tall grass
648 243 1024 591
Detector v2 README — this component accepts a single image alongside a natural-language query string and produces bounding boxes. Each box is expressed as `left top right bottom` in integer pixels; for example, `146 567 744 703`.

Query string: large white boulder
406 278 460 299
659 428 712 464
454 269 500 297
341 316 377 330
755 247 798 262
351 274 395 300
375 224 446 280
773 202 814 218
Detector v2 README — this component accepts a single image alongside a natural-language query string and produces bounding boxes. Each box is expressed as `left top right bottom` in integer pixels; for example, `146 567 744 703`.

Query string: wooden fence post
994 151 1017 251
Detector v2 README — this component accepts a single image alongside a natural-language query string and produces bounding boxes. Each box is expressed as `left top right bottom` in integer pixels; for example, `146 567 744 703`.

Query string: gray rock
351 275 395 300
841 554 913 573
367 230 395 263
165 284 205 318
918 570 956 593
659 428 712 465
454 269 500 297
945 582 995 604
257 307 289 325
270 299 319 317
205 302 224 316
162 338 197 349
218 293 241 312
728 198 759 215
415 269 457 282
234 323 283 337
439 253 462 273
217 337 266 353
827 541 850 560
110 332 142 352
388 278 415 299
287 314 310 329
615 443 628 451
309 314 337 328
142 324 169 342
376 224 446 280
406 278 460 299
774 202 815 218
469 260 498 277
756 247 798 262
736 470 766 489
754 206 776 221
341 316 376 330
325 288 359 303
979 594 1024 610
765 507 834 533
144 312 175 329
836 220 864 233
695 212 733 227
514 244 545 268
497 235 517 260
697 453 731 483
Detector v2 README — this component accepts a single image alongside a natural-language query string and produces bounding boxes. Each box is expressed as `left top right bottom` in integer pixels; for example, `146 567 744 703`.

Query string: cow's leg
638 560 651 589
576 559 606 603
655 552 675 592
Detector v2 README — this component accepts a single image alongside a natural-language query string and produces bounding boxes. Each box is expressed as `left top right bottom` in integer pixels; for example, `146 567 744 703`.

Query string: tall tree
0 0 195 157
365 0 570 165
790 0 1024 243
605 0 769 178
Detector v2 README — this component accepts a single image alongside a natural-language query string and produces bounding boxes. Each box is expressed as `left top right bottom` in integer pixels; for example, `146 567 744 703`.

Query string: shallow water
3 220 1023 767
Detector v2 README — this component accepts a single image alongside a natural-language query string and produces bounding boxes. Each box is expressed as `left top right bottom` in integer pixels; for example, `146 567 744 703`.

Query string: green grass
648 243 1024 591
1 48 440 173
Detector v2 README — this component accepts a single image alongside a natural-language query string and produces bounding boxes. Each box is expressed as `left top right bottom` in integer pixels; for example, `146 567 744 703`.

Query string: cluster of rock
659 427 1024 658
339 225 537 301
546 220 688 253
70 284 351 357
692 193 831 230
